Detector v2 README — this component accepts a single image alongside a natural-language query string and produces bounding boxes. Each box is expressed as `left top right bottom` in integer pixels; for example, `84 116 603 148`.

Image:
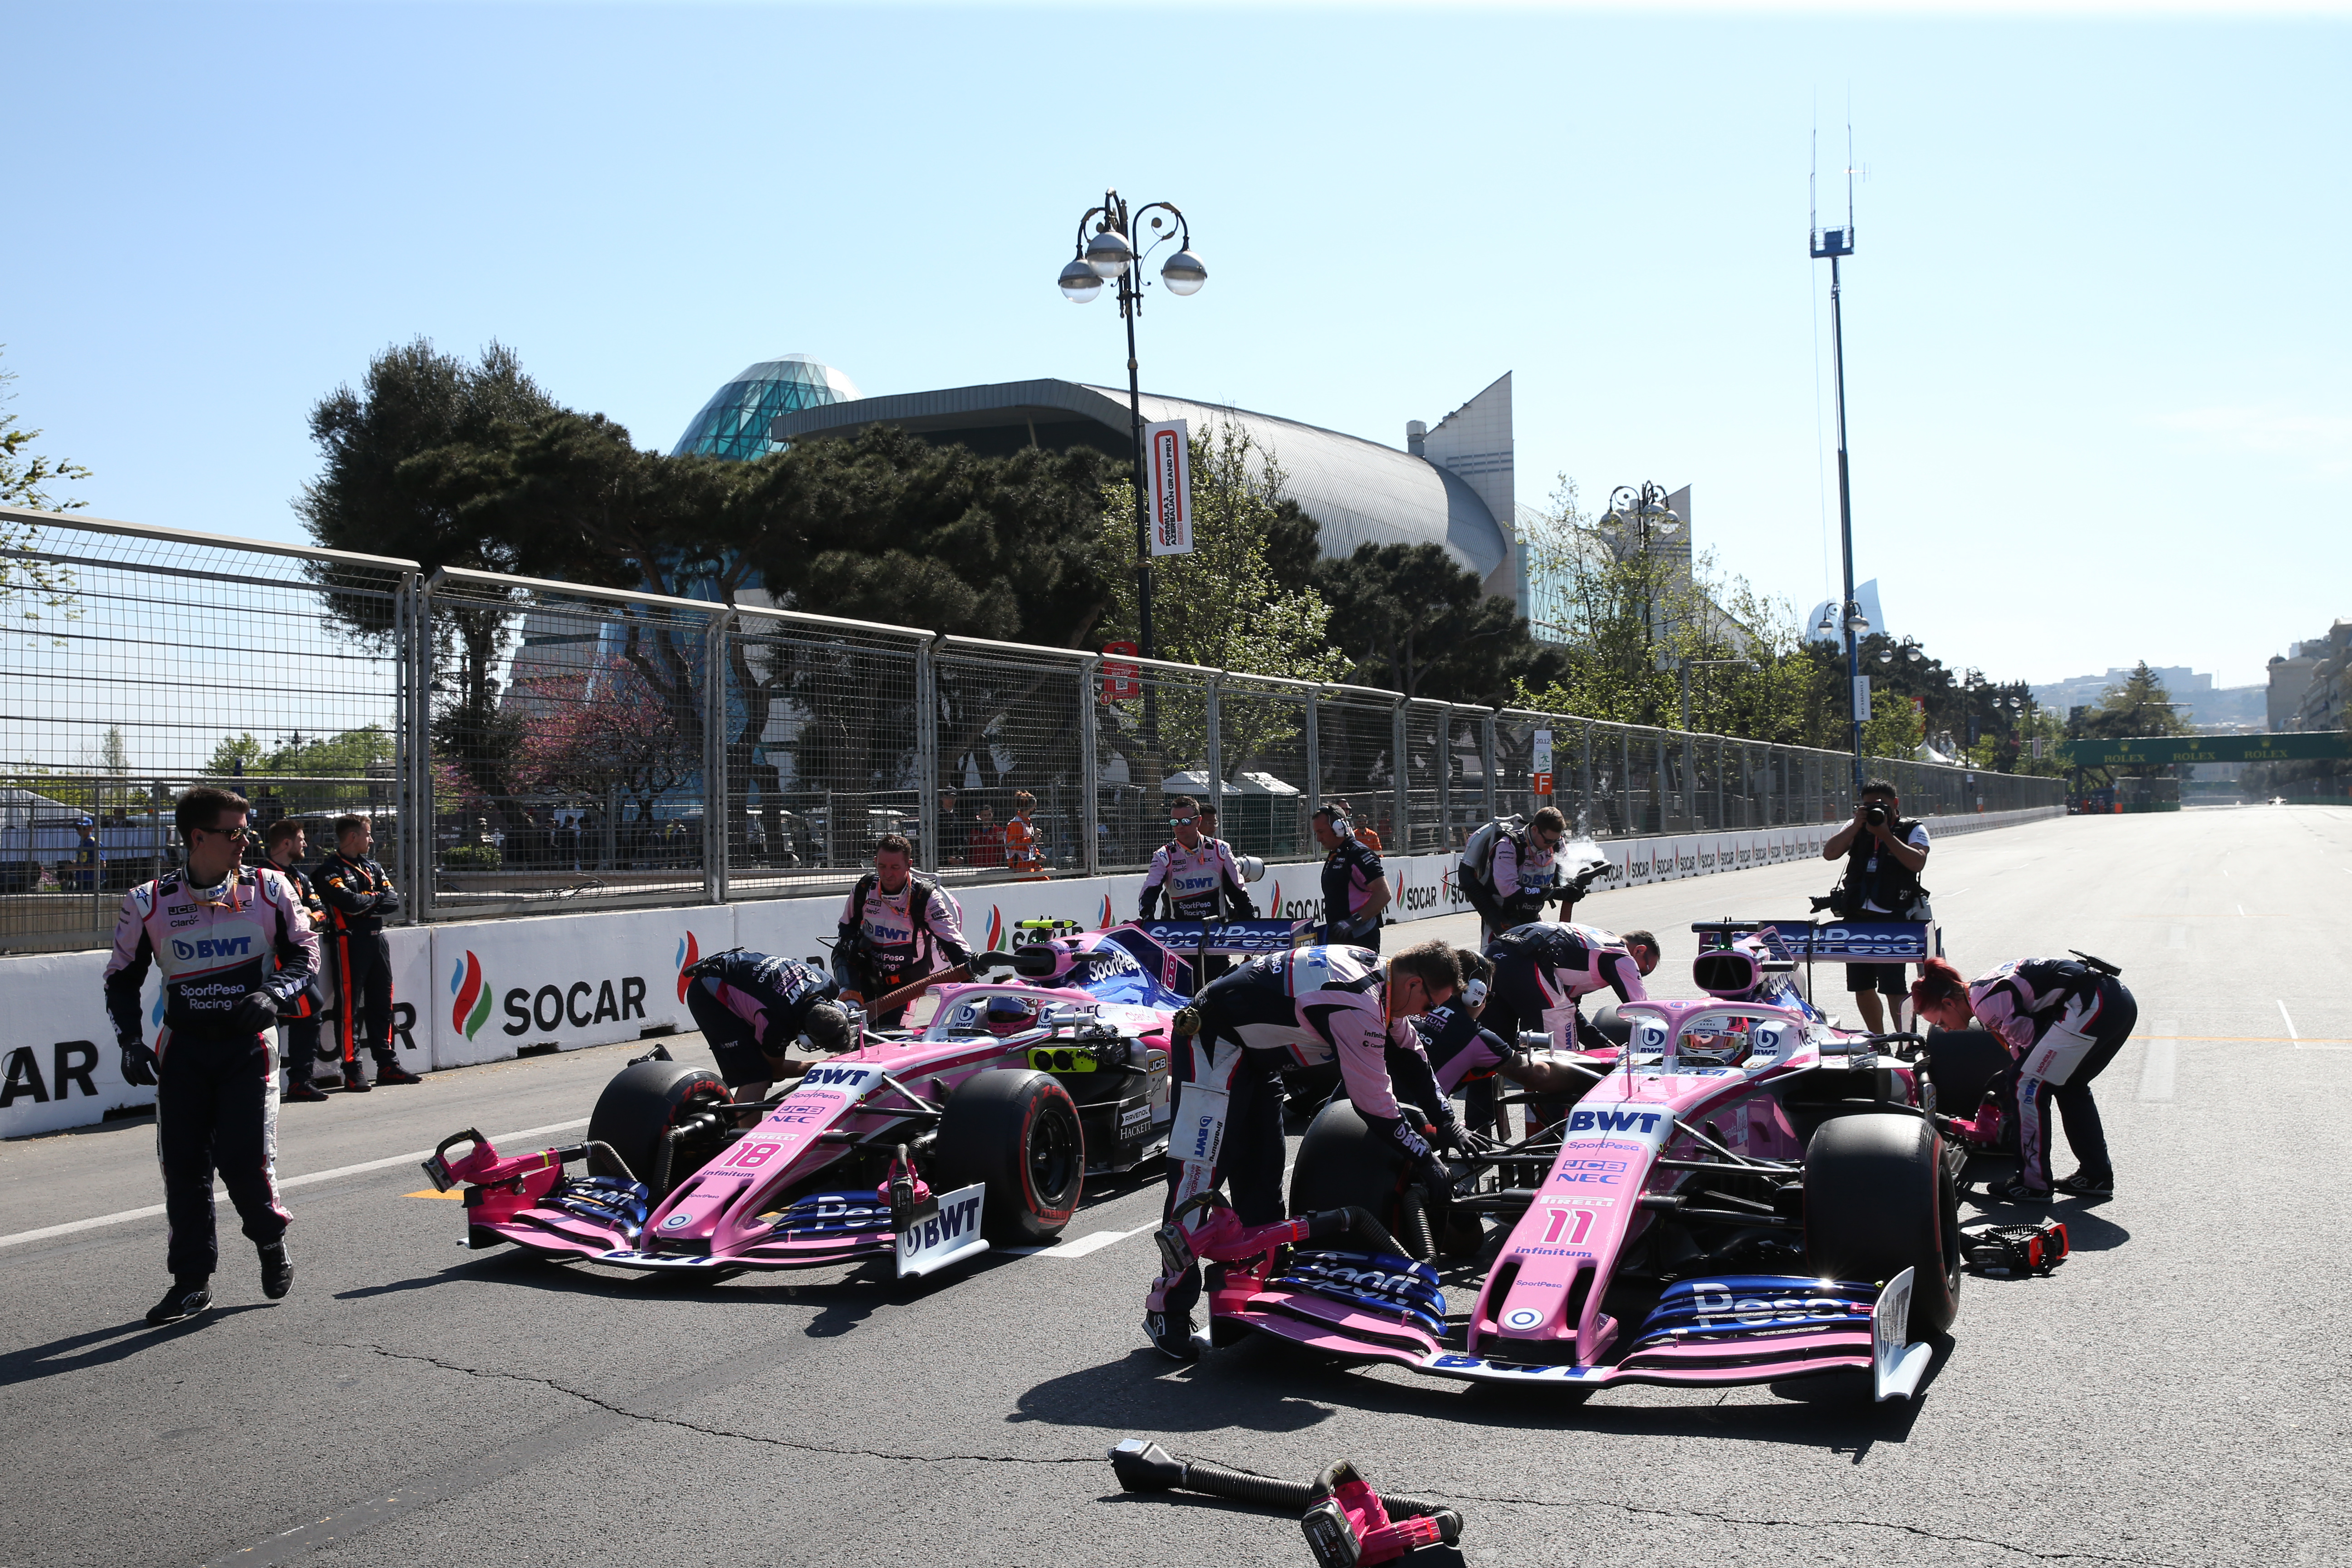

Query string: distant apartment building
2030 665 2265 730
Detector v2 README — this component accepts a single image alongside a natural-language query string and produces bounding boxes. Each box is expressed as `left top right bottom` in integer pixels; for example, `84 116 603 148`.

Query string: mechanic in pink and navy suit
1912 955 2136 1203
1310 801 1388 951
1137 794 1257 983
103 785 319 1327
681 949 853 1106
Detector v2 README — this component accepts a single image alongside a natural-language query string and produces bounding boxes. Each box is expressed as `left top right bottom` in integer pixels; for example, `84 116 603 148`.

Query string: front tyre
1803 1112 1962 1338
587 1060 731 1194
935 1069 1084 1245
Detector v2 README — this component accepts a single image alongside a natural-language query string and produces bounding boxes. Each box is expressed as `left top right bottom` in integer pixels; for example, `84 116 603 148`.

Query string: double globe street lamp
1057 190 1205 665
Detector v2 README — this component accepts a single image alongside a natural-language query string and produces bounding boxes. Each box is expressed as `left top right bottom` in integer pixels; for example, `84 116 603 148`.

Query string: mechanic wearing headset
104 786 319 1325
1912 955 2135 1202
681 948 852 1106
1481 921 1660 1053
1137 794 1258 984
1145 941 1461 1360
833 833 971 1028
1310 801 1388 951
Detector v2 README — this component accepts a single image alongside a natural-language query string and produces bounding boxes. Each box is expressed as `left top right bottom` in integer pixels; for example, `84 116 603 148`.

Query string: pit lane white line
0 1117 590 1250
2138 1021 2177 1102
1005 1223 1155 1259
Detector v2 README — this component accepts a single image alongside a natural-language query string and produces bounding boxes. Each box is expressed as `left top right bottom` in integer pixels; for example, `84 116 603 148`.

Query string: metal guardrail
1 504 2065 951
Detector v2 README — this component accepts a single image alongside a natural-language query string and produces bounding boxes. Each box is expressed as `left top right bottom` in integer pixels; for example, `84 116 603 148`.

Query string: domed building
671 355 861 461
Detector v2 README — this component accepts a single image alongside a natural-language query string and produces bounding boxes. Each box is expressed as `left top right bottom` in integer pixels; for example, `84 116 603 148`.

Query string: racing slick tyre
935 1069 1083 1245
1586 1004 1634 1046
1286 1098 1431 1248
1921 1028 2012 1117
587 1061 731 1194
1803 1112 1963 1339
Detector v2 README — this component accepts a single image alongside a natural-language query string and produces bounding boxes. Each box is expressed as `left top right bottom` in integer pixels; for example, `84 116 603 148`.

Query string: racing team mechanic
1144 941 1462 1360
262 818 333 1102
832 833 972 1028
1137 794 1258 983
1820 777 1931 1033
1460 806 1571 943
1310 801 1388 951
316 813 420 1090
1912 954 2136 1202
681 948 853 1105
104 786 319 1326
1480 921 1661 1054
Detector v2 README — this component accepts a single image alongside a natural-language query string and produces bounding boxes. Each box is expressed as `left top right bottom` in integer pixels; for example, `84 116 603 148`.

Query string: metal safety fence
1 505 2066 951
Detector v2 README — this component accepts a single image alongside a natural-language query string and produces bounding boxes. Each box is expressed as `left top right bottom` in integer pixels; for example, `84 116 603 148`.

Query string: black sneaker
373 1060 423 1087
1142 1264 1204 1362
260 1241 293 1299
284 1078 332 1103
1991 1179 2053 1205
147 1281 212 1325
2054 1170 2115 1197
340 1064 372 1093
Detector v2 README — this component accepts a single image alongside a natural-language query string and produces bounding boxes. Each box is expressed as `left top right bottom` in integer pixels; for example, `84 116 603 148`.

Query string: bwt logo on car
903 1191 981 1250
1567 1107 1667 1136
171 936 251 960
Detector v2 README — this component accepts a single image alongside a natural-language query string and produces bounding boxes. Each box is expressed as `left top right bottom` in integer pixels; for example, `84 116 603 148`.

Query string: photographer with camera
1819 779 1931 1033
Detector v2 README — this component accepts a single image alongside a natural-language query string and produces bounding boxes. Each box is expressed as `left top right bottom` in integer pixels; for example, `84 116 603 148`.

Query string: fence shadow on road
1 1303 270 1389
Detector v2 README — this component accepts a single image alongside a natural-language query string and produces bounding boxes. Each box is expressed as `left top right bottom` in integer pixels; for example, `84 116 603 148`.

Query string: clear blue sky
6 3 2346 691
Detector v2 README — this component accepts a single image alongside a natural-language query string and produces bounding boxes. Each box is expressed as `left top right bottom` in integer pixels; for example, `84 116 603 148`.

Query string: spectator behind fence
263 819 334 1102
74 814 103 891
967 800 1000 867
1005 790 1047 878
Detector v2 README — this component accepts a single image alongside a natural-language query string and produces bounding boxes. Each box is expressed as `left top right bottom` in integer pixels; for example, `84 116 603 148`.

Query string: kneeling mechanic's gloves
120 1040 159 1088
229 991 280 1036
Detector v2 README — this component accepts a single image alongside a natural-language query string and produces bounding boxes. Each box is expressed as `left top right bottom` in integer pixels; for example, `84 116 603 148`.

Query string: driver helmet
983 995 1041 1036
1677 1018 1754 1068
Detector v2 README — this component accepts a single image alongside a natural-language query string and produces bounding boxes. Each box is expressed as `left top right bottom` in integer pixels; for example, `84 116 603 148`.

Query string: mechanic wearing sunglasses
103 785 320 1325
1311 802 1388 951
1137 795 1257 980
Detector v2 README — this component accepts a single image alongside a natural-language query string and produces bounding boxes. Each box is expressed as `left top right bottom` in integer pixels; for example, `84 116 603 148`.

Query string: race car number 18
725 1141 780 1169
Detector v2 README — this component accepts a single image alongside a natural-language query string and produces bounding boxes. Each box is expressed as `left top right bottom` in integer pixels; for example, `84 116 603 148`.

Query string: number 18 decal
1539 1207 1595 1246
727 1141 780 1170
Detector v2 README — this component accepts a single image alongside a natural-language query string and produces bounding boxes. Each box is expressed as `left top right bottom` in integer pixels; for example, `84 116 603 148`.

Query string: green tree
0 345 90 637
207 733 265 776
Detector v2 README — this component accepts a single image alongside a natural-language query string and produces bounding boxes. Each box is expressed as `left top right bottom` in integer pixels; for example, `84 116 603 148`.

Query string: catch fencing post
1080 657 1101 877
703 610 732 905
1391 698 1410 853
406 571 434 923
1304 689 1322 817
916 633 940 872
1481 711 1498 823
1205 671 1223 820
1436 705 1454 847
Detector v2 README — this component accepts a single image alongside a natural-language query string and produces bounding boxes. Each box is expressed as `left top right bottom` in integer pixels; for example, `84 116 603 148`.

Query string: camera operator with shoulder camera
1820 778 1931 1033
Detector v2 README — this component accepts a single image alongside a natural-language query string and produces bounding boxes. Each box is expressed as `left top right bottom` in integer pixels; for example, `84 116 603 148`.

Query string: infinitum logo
450 951 493 1038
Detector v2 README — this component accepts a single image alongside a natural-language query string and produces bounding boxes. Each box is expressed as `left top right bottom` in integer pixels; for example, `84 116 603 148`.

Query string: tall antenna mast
1811 120 1864 795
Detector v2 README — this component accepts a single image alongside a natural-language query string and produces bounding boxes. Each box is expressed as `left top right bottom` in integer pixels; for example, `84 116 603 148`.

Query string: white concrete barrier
0 804 2063 1139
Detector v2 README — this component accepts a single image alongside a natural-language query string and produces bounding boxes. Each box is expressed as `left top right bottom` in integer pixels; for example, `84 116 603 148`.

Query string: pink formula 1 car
421 918 1303 1281
1193 921 1965 1402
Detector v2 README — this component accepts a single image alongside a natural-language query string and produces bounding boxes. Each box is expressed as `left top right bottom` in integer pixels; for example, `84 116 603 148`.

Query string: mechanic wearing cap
1145 940 1460 1360
1138 795 1258 984
262 819 334 1103
833 833 971 1028
1482 921 1660 1054
315 814 420 1091
73 814 103 891
681 948 851 1105
1822 778 1931 1034
1912 955 2135 1202
104 785 318 1325
1310 801 1388 951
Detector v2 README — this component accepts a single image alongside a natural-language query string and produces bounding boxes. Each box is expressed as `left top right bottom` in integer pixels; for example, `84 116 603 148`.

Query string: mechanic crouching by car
1481 921 1660 1053
1311 801 1387 951
103 786 319 1326
833 833 972 1028
681 948 853 1106
1820 778 1932 1033
1912 954 2136 1203
1144 941 1462 1360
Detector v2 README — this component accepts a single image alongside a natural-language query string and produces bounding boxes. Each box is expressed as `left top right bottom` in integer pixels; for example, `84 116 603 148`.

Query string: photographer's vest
1843 816 1926 915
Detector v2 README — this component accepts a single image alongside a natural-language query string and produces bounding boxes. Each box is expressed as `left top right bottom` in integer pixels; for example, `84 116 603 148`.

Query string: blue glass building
670 355 861 460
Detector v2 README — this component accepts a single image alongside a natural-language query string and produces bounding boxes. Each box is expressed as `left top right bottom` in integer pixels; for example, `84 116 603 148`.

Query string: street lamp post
1811 162 1867 793
1598 483 1683 693
1057 189 1205 665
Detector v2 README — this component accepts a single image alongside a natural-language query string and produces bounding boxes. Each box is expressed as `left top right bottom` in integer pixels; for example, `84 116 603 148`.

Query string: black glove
229 991 280 1036
120 1041 158 1087
1413 1149 1458 1211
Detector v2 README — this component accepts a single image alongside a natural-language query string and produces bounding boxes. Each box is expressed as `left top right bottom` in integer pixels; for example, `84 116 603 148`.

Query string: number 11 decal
1539 1207 1595 1246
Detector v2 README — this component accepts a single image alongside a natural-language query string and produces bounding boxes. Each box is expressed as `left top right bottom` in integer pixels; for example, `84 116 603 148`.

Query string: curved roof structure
770 378 1510 587
673 355 861 461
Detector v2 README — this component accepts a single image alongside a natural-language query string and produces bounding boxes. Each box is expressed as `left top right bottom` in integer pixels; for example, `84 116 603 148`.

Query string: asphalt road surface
6 806 2349 1568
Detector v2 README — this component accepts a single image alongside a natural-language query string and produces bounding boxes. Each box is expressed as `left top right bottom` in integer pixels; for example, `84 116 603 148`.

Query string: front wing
468 1182 984 1277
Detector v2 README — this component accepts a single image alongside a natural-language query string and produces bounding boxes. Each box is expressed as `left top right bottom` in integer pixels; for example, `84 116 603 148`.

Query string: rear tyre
934 1069 1083 1244
586 1061 730 1193
1586 1004 1633 1046
1803 1112 1962 1338
1286 1098 1422 1243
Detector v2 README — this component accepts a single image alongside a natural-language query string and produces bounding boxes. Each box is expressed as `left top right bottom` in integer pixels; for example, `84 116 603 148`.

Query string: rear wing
1133 917 1313 957
1693 919 1944 965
